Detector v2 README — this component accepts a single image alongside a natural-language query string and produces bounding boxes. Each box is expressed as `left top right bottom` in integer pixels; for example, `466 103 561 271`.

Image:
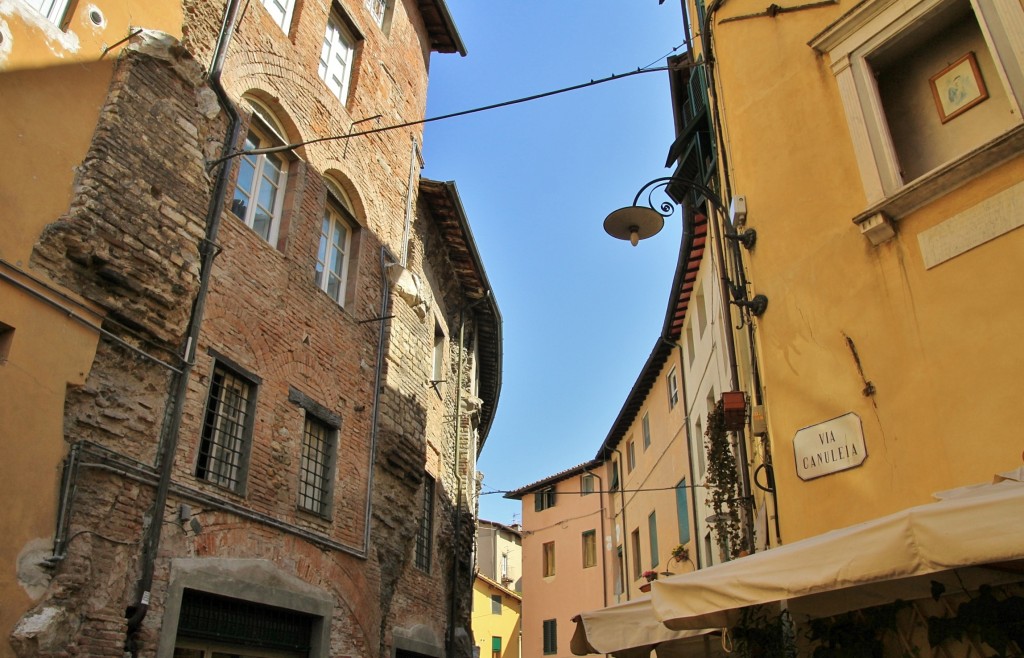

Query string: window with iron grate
196 364 256 492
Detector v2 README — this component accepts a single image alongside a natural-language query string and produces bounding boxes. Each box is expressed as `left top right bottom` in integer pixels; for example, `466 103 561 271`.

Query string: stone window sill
854 123 1024 244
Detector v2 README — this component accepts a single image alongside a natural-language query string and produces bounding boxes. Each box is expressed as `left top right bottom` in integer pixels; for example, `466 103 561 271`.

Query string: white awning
571 596 723 658
573 471 1024 654
651 472 1024 630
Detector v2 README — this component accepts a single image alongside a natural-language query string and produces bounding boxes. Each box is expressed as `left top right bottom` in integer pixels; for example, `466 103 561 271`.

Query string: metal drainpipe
611 448 629 601
363 247 394 554
583 467 608 608
125 0 243 645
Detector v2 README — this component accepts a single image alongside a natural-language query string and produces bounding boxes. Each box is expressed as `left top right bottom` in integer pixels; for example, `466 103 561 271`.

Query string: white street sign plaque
793 412 867 481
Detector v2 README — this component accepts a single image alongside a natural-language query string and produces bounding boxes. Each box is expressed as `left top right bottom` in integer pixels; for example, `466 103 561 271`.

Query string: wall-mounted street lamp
603 176 767 316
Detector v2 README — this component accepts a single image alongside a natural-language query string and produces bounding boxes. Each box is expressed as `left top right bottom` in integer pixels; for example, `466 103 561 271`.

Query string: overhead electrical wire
208 60 697 168
479 482 707 497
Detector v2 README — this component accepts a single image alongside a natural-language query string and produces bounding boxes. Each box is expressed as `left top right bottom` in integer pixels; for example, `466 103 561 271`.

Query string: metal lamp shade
603 206 665 245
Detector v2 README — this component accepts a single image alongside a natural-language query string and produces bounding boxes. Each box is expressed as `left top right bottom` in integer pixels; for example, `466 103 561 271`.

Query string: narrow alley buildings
1 1 501 657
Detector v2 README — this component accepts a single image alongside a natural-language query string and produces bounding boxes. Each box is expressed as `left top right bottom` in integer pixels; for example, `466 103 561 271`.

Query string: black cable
207 62 695 168
480 483 707 496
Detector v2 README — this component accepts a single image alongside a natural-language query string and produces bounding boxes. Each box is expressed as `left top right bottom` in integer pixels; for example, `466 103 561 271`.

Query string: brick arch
322 168 369 228
238 89 309 161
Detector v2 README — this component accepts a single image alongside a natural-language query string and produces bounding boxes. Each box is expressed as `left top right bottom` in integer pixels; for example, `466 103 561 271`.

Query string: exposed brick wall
13 2 484 656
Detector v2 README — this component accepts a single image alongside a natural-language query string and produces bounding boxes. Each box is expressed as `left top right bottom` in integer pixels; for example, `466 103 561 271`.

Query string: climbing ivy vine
703 400 745 559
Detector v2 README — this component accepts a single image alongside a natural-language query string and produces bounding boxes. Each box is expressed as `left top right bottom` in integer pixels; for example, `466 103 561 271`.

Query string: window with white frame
365 0 390 28
642 412 651 450
231 104 290 247
581 473 595 495
316 182 355 306
667 367 680 408
810 0 1024 211
260 0 295 32
26 0 70 25
626 439 636 473
319 12 357 104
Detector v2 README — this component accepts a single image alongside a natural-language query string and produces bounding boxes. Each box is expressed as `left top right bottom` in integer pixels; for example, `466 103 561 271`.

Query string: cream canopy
572 472 1024 654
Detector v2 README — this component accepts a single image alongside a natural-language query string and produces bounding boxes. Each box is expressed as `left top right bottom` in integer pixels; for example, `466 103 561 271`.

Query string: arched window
315 179 356 306
231 100 291 247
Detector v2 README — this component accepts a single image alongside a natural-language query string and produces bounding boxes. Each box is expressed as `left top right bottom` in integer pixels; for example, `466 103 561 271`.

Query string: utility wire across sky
208 54 694 168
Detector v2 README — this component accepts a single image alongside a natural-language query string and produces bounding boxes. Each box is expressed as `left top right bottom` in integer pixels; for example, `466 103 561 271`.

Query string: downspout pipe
364 247 395 553
126 0 244 644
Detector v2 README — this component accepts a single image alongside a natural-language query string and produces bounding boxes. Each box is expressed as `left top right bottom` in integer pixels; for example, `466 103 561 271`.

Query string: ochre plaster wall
704 0 1024 541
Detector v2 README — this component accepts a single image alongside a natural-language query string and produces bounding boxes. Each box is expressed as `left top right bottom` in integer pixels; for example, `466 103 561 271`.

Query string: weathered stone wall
13 1 481 656
16 40 218 657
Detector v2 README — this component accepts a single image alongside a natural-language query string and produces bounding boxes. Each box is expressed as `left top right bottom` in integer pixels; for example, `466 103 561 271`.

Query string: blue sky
421 1 687 525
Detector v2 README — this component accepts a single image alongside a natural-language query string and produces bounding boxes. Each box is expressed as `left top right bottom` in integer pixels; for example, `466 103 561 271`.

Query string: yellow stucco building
682 0 1024 539
472 575 521 658
572 0 1024 652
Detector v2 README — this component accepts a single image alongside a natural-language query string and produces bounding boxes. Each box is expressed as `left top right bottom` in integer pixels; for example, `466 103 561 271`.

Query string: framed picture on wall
929 52 988 123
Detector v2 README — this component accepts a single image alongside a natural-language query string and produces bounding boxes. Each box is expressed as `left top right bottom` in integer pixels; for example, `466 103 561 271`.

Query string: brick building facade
1 1 500 657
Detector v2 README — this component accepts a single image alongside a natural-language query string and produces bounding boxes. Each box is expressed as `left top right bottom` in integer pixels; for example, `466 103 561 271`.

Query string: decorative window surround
810 0 1024 243
854 124 1024 243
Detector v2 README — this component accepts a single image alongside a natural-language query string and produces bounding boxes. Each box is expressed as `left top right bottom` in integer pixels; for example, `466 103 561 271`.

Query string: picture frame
929 52 988 123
